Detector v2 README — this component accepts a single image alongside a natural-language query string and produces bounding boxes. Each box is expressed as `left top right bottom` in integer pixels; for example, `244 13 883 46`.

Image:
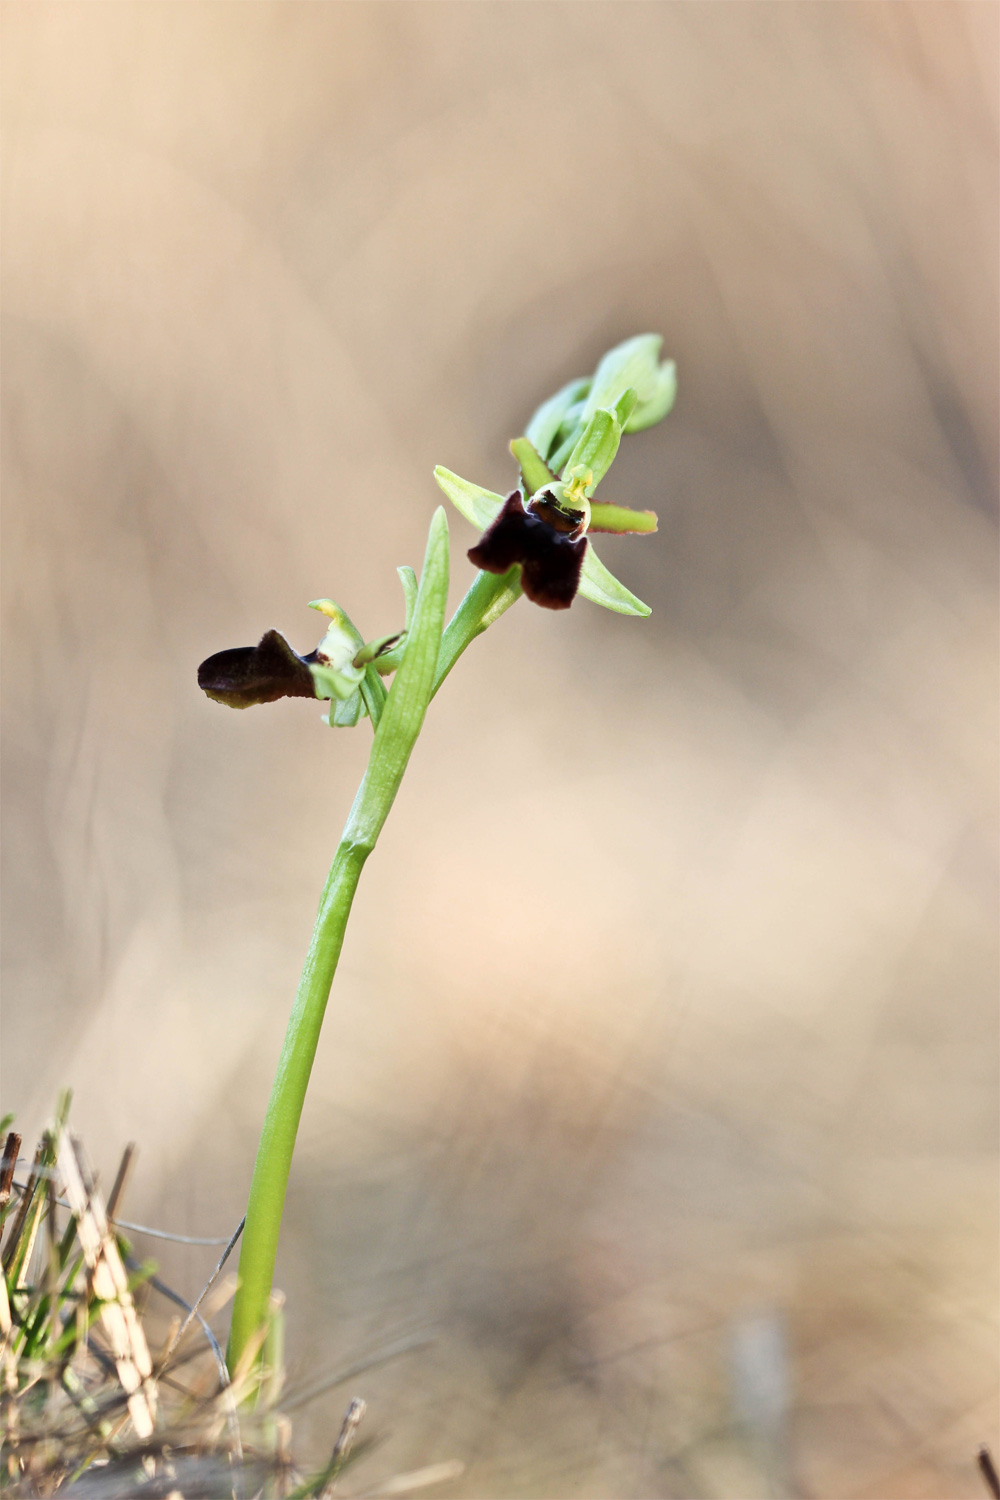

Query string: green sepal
329 687 365 728
554 393 633 492
433 465 651 616
547 427 580 475
433 466 505 532
308 599 364 645
561 408 623 490
310 660 364 703
579 549 651 616
533 336 676 473
524 377 590 464
307 600 367 700
360 664 388 728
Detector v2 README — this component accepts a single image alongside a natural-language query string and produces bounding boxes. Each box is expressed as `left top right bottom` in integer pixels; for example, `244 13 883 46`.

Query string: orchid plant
198 335 677 1373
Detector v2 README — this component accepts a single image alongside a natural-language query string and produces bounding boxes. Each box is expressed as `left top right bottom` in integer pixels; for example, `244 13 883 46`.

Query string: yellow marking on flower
308 598 345 623
562 467 594 509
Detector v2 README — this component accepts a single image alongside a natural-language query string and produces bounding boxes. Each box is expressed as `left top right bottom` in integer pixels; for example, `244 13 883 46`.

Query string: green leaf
579 544 651 616
525 377 590 463
433 466 505 531
433 565 523 696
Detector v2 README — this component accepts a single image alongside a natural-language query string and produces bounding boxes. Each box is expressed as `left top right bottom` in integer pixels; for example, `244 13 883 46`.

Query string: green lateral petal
509 437 555 499
579 544 652 617
589 502 658 534
433 466 506 530
353 630 405 668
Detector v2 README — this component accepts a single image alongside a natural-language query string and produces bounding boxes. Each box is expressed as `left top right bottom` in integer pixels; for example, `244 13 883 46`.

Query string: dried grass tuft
0 1105 366 1500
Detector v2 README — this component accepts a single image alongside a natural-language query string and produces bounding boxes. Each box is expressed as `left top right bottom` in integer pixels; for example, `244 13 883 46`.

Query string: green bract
527 334 677 471
625 357 677 433
524 376 590 464
579 333 676 432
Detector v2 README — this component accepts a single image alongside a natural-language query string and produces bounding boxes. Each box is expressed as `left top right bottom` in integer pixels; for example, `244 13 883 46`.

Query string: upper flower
435 333 675 614
467 486 587 610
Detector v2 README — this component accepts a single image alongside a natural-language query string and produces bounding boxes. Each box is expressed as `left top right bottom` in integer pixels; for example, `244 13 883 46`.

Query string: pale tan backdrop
2 4 997 1496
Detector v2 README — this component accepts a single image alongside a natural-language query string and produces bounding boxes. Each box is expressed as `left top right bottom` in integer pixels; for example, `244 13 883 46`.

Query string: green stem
227 510 451 1374
226 842 367 1372
432 566 522 696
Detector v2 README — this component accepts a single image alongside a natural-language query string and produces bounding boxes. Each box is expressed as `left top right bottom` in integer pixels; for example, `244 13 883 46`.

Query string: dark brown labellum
467 490 587 610
198 629 317 709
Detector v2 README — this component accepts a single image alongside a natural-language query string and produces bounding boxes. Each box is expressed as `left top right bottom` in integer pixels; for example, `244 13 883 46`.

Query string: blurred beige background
2 3 997 1496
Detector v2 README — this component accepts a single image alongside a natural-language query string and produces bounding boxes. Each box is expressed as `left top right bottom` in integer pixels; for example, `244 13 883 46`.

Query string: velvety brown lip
197 628 318 708
467 490 587 610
